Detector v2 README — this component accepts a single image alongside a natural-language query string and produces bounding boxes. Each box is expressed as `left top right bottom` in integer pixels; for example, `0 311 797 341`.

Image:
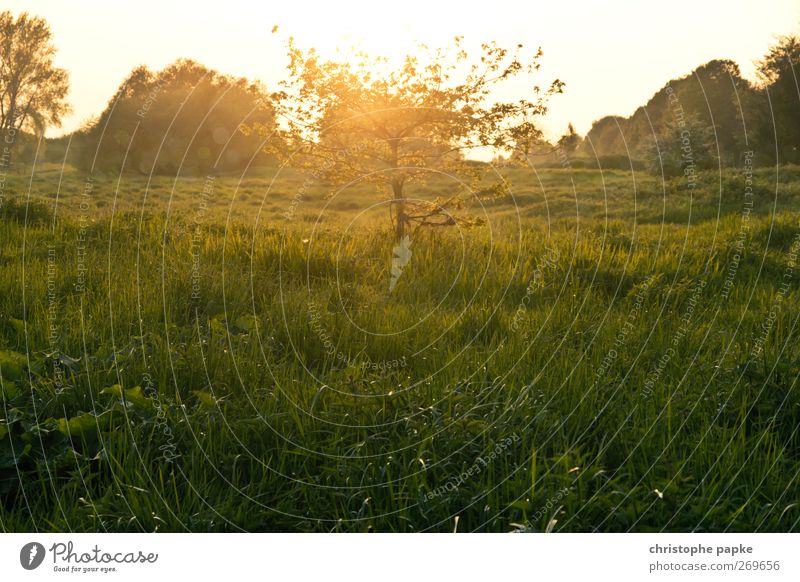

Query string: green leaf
1 380 21 400
0 437 30 469
101 384 124 399
102 384 153 410
233 315 259 333
121 386 152 410
0 350 27 381
209 318 228 336
192 390 217 407
57 410 120 438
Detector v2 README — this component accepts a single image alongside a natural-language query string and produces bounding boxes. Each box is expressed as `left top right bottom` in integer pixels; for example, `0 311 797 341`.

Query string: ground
1 162 799 531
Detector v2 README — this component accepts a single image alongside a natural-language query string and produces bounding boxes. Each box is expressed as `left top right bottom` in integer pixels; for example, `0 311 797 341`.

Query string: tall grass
0 165 799 531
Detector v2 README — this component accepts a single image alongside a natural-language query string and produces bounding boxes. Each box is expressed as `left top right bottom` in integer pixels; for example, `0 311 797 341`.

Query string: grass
1 161 799 532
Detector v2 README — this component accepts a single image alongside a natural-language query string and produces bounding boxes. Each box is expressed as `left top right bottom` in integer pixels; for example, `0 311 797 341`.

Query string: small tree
0 11 70 162
259 38 562 239
557 122 581 155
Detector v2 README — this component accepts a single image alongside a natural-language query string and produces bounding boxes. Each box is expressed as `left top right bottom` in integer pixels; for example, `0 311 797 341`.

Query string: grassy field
1 161 800 532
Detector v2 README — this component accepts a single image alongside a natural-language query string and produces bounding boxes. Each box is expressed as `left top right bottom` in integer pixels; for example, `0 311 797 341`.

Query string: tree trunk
0 130 14 171
392 181 406 240
389 138 406 240
0 110 20 170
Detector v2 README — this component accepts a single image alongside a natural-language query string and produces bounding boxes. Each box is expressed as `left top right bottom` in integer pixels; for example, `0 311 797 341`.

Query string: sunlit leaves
255 37 563 237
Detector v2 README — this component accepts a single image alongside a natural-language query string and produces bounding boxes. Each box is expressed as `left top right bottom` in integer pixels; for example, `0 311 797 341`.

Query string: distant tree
750 35 800 165
78 59 276 175
508 134 557 166
557 122 581 155
259 38 563 239
643 114 715 179
586 60 752 167
584 115 628 158
0 11 70 163
681 59 751 165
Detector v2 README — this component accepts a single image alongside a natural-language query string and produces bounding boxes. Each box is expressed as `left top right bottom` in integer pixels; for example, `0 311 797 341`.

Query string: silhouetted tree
585 59 752 168
643 114 715 178
681 60 750 165
0 11 70 164
557 122 581 155
78 59 276 175
750 35 800 165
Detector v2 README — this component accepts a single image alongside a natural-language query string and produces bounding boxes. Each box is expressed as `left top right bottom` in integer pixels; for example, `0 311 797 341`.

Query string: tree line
1 8 799 184
523 40 800 174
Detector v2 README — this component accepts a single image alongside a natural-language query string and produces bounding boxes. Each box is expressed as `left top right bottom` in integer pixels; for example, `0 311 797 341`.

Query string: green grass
1 162 799 532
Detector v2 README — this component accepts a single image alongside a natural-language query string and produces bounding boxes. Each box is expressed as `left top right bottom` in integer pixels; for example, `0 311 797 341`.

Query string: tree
584 115 627 158
750 34 800 165
77 59 276 175
643 114 715 179
585 60 752 167
0 11 70 162
259 38 563 239
507 133 554 166
681 59 750 165
557 122 581 155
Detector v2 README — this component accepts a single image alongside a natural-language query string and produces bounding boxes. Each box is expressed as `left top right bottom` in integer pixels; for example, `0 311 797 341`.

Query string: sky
8 0 800 141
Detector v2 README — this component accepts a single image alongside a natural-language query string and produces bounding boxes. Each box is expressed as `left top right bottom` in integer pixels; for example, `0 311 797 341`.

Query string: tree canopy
583 59 751 168
0 11 70 153
76 59 276 175
259 37 563 237
749 35 800 164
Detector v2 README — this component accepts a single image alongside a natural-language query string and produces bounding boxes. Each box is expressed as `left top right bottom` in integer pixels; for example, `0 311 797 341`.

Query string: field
1 162 800 532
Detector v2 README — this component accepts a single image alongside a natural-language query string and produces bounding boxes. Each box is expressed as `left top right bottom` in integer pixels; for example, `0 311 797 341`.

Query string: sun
272 2 457 65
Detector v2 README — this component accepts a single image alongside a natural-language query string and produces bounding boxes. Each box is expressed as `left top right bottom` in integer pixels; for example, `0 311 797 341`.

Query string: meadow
1 161 799 532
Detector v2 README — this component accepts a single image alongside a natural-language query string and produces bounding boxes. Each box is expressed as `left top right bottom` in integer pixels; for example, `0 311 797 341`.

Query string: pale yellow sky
8 0 800 140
